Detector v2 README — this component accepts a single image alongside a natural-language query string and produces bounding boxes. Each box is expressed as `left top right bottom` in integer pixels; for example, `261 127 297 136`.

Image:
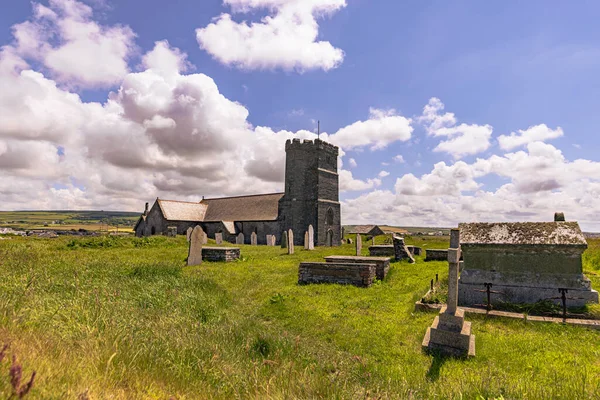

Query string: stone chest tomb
458 219 598 307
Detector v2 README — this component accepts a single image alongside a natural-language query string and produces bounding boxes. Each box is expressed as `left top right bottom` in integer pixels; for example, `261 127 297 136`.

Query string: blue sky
1 0 600 229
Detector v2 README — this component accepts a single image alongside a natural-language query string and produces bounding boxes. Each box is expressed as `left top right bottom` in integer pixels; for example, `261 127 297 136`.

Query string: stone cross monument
356 234 362 256
422 228 475 357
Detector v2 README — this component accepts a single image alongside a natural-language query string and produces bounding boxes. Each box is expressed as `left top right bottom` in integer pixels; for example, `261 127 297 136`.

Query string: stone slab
298 262 376 287
202 247 240 262
423 327 476 358
425 249 448 262
369 245 394 257
324 256 390 281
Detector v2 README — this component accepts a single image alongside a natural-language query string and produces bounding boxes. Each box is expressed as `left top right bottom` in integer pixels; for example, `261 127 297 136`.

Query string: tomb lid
459 222 586 246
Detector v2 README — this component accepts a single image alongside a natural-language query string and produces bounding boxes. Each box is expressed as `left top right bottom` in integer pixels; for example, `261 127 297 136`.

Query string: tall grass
0 235 599 398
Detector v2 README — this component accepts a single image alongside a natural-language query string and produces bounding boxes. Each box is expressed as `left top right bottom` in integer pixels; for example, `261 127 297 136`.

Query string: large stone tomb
298 262 376 287
458 220 598 307
324 256 390 280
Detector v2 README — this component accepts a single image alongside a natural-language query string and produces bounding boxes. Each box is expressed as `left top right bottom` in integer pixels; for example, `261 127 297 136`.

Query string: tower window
326 208 334 225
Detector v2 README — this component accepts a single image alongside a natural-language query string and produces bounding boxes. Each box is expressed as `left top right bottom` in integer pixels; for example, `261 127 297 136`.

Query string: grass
0 235 600 398
0 210 139 232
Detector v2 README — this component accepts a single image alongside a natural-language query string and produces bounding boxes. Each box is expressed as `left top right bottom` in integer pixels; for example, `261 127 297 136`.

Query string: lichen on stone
459 221 586 246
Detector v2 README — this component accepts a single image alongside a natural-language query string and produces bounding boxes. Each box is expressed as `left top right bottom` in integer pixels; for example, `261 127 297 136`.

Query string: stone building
134 139 341 246
458 217 598 307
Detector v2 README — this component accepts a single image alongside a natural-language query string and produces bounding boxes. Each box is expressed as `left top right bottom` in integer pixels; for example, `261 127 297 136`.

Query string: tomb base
422 306 475 357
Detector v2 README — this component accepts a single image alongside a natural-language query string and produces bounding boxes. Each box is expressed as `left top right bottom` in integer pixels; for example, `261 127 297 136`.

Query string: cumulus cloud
419 97 492 159
348 158 357 168
196 0 346 71
9 0 136 88
339 170 381 192
378 170 390 178
393 155 405 164
329 108 413 150
498 124 564 150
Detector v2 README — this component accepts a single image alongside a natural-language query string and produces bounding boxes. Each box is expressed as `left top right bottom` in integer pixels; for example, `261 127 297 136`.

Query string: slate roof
347 225 386 236
459 222 587 246
157 199 208 222
201 193 284 222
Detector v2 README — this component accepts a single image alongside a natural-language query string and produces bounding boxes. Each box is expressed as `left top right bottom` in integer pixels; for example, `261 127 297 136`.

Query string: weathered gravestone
266 234 274 246
167 226 177 237
356 234 362 256
186 227 193 242
308 225 315 250
281 231 288 249
393 235 415 263
251 232 257 246
287 229 294 255
187 226 204 266
202 232 208 244
270 235 276 246
236 233 244 245
215 232 223 245
304 231 309 250
422 228 475 357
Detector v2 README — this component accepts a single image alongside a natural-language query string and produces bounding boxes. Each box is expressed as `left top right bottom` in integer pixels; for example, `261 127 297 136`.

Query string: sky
1 0 600 230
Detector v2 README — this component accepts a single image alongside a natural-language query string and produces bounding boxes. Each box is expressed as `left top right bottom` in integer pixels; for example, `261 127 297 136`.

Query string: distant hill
343 225 451 236
0 210 140 232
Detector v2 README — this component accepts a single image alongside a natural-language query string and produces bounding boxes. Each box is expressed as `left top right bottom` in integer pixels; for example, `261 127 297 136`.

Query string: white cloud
378 170 390 178
196 0 346 71
393 155 405 163
419 97 492 159
348 158 357 168
328 108 413 150
9 0 136 88
498 124 564 150
339 170 381 192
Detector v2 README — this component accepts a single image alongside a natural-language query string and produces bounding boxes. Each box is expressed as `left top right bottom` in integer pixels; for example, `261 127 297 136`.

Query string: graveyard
1 232 600 399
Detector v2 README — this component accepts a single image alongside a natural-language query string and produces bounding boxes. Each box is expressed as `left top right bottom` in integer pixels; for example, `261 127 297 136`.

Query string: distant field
0 210 139 232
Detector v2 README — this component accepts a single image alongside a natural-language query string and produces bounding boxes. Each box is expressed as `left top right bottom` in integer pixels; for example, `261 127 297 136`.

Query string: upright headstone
281 231 288 249
372 237 375 246
202 232 208 244
356 234 362 256
186 227 193 242
187 226 204 266
266 234 272 246
308 225 315 250
167 226 177 237
215 232 223 245
304 231 309 250
250 232 257 246
422 228 475 357
236 233 244 245
287 229 294 255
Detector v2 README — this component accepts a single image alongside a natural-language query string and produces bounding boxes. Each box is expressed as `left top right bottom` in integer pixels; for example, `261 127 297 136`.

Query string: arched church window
326 208 334 226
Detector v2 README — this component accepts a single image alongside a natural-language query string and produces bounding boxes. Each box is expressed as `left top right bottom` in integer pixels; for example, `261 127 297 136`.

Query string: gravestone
287 229 294 255
215 232 223 245
202 232 208 244
347 238 353 245
304 231 309 250
186 227 193 242
266 234 273 246
356 234 362 256
281 231 288 249
372 237 375 246
251 232 257 246
308 225 315 250
393 235 415 263
167 226 177 237
423 229 475 357
187 226 204 266
236 233 244 245
270 235 276 246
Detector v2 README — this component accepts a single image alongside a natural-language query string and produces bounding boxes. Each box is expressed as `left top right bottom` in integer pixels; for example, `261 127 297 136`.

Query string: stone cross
187 226 204 266
236 232 244 245
304 231 309 250
447 228 461 314
215 232 223 245
356 234 362 256
287 229 294 255
308 225 315 250
186 227 193 242
251 232 257 246
281 231 288 249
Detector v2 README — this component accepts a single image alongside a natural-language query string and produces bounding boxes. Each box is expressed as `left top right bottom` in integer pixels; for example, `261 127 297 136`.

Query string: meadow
0 211 139 232
1 234 600 399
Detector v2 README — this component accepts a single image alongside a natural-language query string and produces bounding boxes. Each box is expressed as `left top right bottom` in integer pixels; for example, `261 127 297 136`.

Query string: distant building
134 139 342 246
347 225 386 237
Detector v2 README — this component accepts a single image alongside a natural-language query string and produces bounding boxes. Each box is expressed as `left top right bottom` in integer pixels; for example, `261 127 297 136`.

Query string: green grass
0 210 139 231
0 235 600 398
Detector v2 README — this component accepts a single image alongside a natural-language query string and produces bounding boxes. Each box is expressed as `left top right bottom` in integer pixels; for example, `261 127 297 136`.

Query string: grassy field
0 234 600 399
0 211 139 232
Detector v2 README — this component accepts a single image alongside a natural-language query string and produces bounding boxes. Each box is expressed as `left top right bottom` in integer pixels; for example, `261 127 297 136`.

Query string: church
134 138 342 246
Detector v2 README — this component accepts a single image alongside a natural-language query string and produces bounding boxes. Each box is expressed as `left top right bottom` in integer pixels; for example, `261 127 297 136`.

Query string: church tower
279 138 341 246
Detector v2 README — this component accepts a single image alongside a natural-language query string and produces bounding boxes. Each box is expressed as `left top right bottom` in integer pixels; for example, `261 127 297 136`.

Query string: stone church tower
279 138 341 246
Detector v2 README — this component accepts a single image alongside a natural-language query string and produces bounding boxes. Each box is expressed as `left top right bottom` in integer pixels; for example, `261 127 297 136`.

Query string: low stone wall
298 262 376 287
425 249 448 261
369 245 394 257
324 256 390 280
202 247 240 262
406 245 422 256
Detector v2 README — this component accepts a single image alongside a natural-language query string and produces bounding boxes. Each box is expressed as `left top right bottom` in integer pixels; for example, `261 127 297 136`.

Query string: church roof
459 221 587 246
201 193 284 222
157 199 208 222
347 225 386 236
